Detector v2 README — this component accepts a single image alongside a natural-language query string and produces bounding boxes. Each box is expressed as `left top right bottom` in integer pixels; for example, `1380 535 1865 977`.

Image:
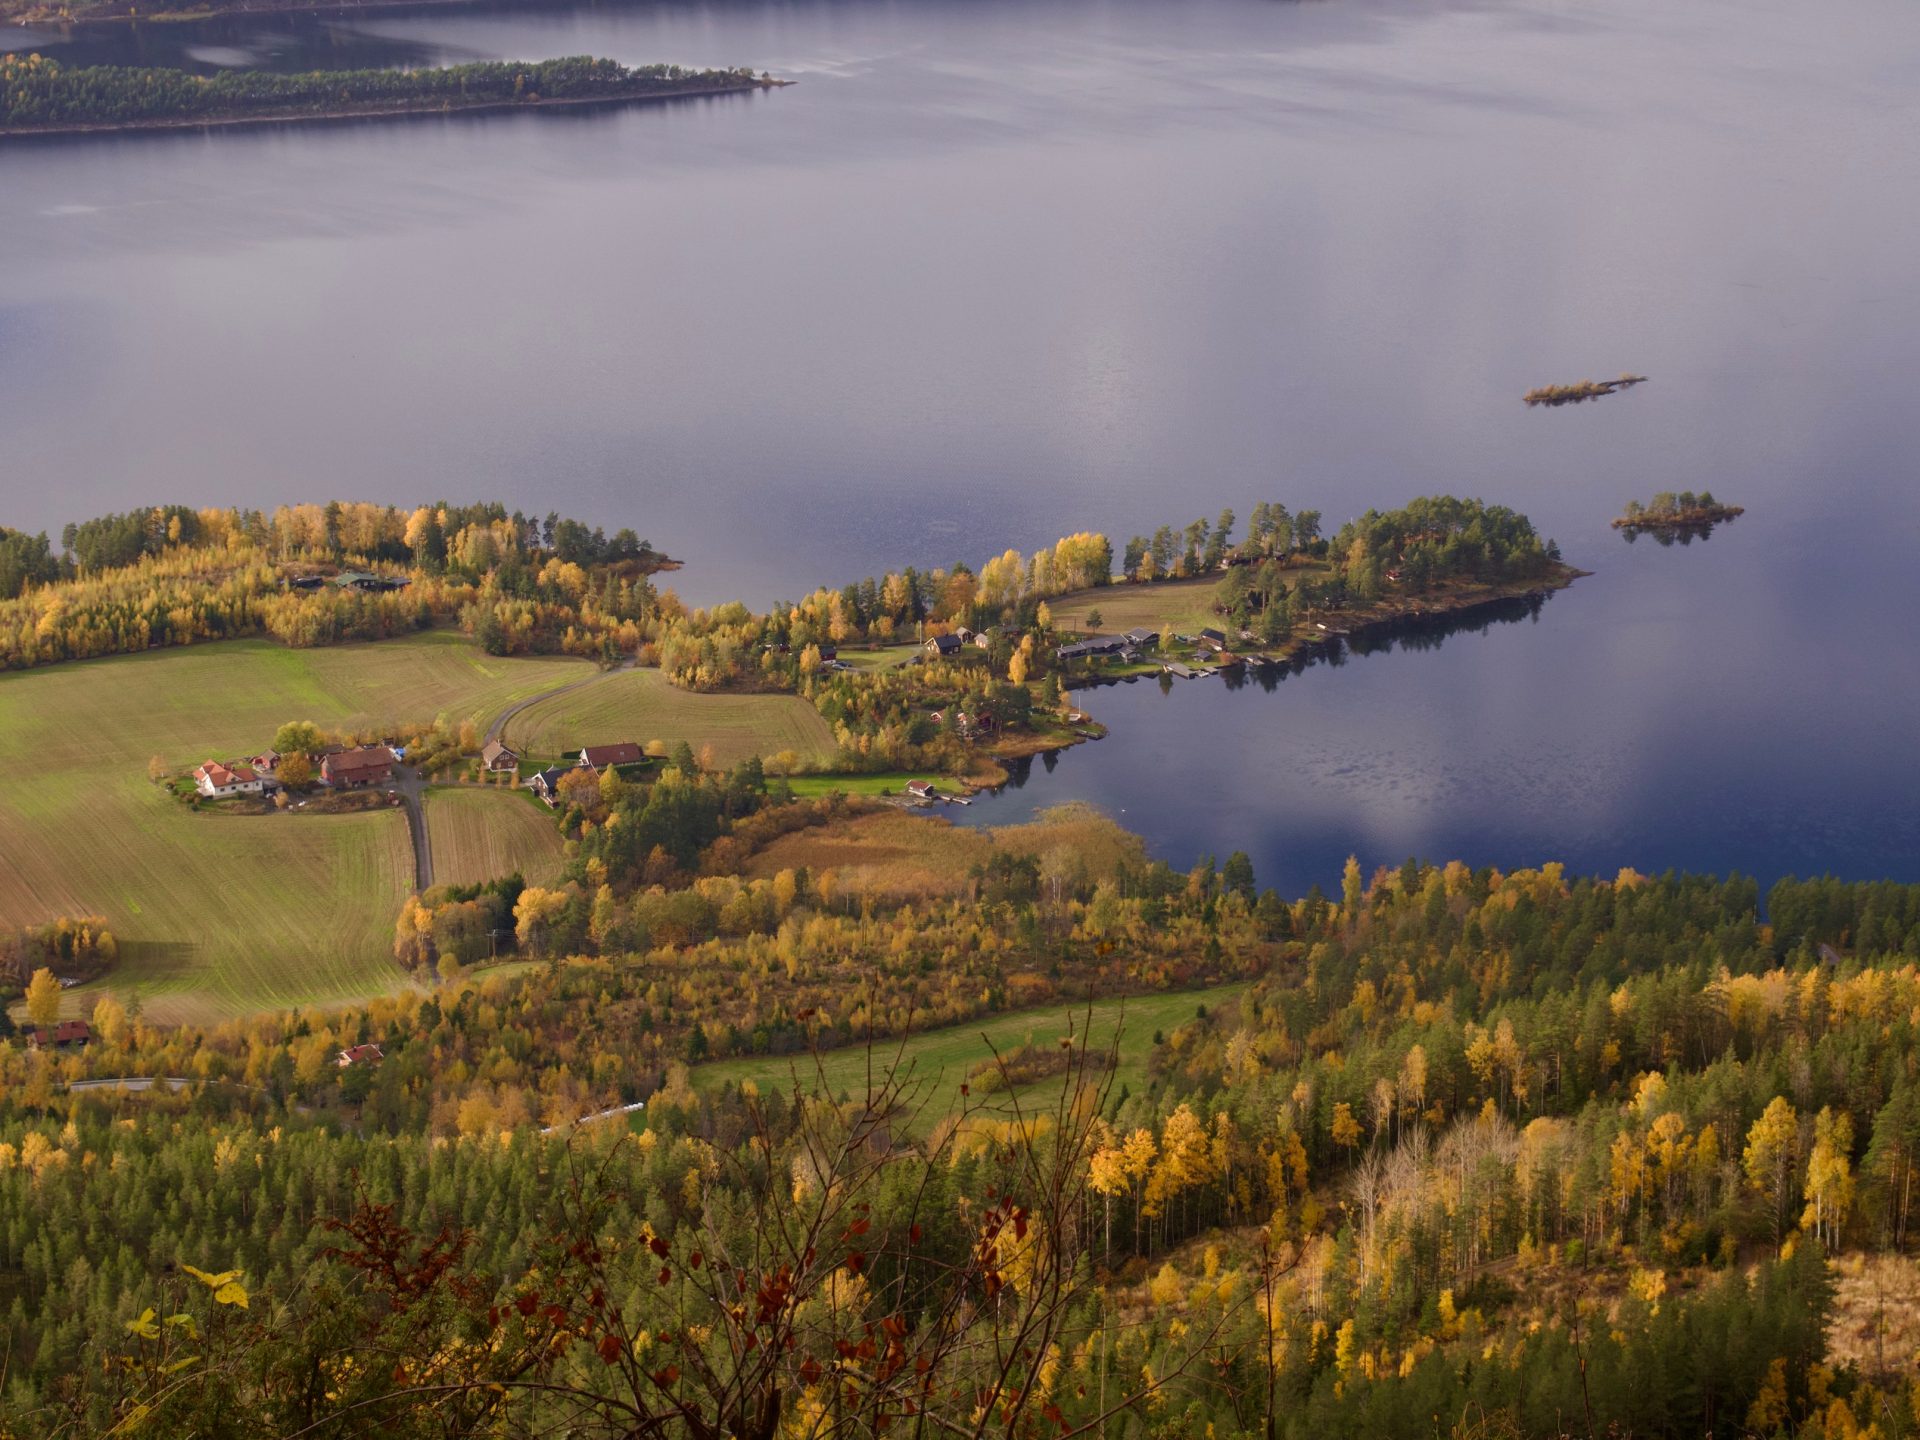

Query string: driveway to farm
484 659 634 748
392 765 432 891
390 659 631 893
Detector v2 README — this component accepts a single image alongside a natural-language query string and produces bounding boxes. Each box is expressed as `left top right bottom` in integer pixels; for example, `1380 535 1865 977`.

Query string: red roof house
320 747 394 788
194 760 264 798
28 1020 92 1049
578 743 644 775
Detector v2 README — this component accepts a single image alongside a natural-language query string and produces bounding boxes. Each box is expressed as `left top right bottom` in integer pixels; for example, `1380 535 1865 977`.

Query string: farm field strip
425 787 567 889
502 667 837 769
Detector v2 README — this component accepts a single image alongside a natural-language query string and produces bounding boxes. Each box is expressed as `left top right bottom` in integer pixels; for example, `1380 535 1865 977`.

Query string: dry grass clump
742 801 1142 902
1826 1252 1920 1376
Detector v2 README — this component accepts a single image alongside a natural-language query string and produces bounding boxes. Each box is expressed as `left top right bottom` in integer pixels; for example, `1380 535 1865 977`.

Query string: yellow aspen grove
1744 1096 1801 1243
1801 1107 1855 1248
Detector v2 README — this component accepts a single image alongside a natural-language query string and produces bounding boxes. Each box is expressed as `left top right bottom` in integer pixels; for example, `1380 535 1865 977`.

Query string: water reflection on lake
2 0 1918 889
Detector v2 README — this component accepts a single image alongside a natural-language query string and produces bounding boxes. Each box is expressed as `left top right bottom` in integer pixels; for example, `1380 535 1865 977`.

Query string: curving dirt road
484 659 635 750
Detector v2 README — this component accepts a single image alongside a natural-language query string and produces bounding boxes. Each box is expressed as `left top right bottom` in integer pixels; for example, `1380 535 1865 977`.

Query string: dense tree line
0 501 662 669
0 53 760 130
0 527 61 601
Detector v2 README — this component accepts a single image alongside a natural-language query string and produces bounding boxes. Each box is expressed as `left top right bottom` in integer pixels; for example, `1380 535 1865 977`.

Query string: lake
3 0 1917 893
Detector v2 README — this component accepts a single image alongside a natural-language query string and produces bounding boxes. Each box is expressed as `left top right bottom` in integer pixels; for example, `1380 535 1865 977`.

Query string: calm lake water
3 0 1918 893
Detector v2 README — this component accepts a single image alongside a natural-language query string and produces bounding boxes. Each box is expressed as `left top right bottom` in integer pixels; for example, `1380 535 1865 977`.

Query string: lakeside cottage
194 760 266 799
905 780 937 800
924 633 965 657
1197 627 1228 651
578 742 643 776
321 746 394 789
1124 627 1159 649
480 740 519 773
1055 635 1129 663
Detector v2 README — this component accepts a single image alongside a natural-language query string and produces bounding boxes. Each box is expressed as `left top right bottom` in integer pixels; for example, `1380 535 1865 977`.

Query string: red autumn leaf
597 1333 625 1365
845 1252 866 1276
648 1236 670 1259
543 1304 567 1327
908 1224 922 1246
652 1365 680 1388
515 1293 539 1316
658 1266 672 1285
689 1250 703 1269
799 1356 824 1386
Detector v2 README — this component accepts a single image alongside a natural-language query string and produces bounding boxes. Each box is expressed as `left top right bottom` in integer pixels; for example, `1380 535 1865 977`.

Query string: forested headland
0 54 774 136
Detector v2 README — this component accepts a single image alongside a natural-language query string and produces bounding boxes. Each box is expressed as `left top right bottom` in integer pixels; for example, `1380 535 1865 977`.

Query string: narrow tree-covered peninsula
0 54 777 137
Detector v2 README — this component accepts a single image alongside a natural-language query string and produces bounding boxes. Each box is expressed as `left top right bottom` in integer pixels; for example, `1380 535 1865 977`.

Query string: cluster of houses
1054 627 1161 664
526 742 645 806
192 743 397 799
921 626 1005 658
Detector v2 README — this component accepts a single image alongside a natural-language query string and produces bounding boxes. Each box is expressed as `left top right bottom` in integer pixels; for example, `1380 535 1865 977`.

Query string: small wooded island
1523 374 1648 407
0 53 778 137
1613 490 1744 532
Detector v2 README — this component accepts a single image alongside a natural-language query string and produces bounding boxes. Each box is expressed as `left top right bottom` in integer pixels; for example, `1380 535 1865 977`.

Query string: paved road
67 1076 192 1093
391 764 432 891
542 1099 646 1135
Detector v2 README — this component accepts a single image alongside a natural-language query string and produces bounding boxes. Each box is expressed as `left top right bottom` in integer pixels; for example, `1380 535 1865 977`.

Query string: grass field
1046 573 1298 637
835 645 921 672
692 984 1245 1131
501 668 838 770
783 773 945 798
0 633 592 1024
425 788 567 889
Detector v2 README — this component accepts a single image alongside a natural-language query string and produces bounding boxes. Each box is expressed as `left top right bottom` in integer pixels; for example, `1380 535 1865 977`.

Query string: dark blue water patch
951 573 1920 897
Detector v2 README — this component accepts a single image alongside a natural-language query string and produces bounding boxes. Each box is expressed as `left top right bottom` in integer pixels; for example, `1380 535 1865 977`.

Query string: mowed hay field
1046 567 1330 637
0 634 592 1023
426 788 567 889
693 984 1245 1134
741 804 1146 902
502 668 837 769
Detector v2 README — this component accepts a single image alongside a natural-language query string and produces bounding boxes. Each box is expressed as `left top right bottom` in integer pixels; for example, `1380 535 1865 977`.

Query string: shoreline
0 76 784 141
972 565 1584 781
